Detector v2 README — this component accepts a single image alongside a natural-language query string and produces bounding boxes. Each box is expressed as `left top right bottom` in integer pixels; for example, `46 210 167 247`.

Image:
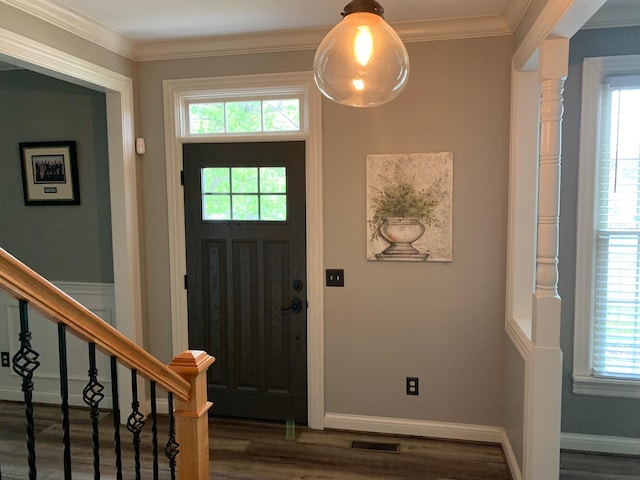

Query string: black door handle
281 297 303 314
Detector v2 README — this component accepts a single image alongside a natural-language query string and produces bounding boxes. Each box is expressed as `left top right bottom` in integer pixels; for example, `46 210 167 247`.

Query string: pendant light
313 0 410 107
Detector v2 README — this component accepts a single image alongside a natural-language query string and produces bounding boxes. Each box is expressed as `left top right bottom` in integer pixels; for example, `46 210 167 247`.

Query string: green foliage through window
189 99 300 135
202 167 287 221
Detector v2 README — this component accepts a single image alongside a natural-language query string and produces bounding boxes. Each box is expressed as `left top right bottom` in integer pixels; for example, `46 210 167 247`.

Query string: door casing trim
0 25 143 414
162 72 324 429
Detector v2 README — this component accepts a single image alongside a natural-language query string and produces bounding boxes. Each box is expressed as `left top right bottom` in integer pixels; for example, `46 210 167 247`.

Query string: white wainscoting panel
0 282 115 408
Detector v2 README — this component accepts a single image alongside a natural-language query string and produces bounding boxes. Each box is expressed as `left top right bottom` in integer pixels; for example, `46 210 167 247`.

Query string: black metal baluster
12 300 40 480
127 370 145 480
150 382 159 480
83 342 105 480
164 393 179 480
110 356 123 480
57 324 72 480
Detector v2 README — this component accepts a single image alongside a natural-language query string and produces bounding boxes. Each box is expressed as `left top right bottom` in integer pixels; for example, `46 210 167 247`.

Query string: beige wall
137 35 513 425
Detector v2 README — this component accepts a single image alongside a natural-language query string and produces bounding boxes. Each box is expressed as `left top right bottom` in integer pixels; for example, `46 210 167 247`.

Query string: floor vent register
350 440 400 454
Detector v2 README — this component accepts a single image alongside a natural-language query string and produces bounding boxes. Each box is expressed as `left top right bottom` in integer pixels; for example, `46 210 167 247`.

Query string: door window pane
260 195 287 221
232 195 260 220
260 167 286 193
202 167 230 193
201 166 288 221
203 194 231 220
232 168 259 193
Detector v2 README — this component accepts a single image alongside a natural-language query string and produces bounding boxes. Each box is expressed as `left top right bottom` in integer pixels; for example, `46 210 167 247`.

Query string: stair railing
0 247 214 479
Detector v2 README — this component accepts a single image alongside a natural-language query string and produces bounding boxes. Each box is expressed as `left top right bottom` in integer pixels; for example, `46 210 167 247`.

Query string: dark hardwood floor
0 401 638 479
560 450 640 479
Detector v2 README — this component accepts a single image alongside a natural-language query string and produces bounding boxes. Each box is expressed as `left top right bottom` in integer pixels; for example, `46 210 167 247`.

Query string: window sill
573 374 640 399
506 317 533 359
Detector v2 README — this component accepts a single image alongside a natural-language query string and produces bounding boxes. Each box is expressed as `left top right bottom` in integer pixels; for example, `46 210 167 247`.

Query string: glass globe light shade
313 10 410 107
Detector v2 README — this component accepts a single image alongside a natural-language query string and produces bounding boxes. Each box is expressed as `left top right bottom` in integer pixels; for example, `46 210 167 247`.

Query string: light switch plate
326 269 344 287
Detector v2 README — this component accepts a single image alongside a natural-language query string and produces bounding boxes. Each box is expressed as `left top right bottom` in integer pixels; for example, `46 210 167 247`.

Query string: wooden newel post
168 350 215 480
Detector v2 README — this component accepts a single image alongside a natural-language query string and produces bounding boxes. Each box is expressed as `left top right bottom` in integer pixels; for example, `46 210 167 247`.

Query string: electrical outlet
406 377 419 395
326 269 345 287
1 352 9 368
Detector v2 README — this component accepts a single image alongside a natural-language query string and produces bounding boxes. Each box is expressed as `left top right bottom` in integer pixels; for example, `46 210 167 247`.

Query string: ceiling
0 0 638 61
47 0 527 42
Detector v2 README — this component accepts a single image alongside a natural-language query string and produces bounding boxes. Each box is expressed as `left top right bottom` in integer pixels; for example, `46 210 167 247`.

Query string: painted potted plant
369 178 440 256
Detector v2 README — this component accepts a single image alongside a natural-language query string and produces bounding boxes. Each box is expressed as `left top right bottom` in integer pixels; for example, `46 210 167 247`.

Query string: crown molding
503 0 534 32
135 15 511 62
1 0 136 59
4 0 512 62
134 28 326 61
395 15 511 42
582 1 640 30
582 17 640 30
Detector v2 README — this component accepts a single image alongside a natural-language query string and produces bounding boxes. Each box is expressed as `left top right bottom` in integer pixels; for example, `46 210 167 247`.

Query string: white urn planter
376 217 429 260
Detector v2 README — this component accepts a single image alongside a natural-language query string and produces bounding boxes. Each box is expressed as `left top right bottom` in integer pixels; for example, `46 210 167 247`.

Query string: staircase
0 247 214 479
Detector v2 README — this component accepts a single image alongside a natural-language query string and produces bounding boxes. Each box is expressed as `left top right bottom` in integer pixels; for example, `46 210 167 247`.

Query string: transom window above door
201 167 287 221
188 99 301 135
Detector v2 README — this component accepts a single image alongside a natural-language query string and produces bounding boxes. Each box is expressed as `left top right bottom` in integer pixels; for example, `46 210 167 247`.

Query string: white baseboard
561 432 640 456
324 412 521 478
324 412 504 443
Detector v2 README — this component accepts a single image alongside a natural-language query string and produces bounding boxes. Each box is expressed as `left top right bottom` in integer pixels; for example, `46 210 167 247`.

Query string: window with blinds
593 74 640 380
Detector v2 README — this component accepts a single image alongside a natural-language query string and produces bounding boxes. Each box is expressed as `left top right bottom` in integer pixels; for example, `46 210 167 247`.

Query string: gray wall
0 69 112 283
137 35 512 425
560 26 640 437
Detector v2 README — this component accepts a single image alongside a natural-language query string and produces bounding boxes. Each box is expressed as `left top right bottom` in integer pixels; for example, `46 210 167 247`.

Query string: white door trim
162 72 325 429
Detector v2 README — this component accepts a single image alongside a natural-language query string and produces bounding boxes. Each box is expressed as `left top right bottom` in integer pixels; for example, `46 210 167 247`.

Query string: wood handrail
0 247 190 402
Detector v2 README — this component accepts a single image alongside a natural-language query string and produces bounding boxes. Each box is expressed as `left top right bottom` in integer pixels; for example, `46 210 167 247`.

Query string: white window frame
184 93 304 137
574 54 640 399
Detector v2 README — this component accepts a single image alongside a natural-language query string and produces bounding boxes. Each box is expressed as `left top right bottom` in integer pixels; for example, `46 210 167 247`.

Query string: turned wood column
169 350 215 480
532 37 568 348
536 77 564 299
525 37 568 480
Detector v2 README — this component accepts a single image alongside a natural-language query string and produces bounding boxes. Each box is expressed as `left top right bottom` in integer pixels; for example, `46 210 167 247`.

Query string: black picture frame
19 141 80 206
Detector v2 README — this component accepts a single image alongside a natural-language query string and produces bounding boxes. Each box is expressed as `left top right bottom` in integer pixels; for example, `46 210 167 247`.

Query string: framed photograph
19 141 80 205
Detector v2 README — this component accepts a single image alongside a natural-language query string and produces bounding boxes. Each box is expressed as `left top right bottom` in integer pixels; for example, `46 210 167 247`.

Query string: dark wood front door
183 141 307 423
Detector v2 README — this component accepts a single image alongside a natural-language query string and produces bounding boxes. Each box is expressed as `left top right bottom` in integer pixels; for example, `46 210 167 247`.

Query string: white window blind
593 75 640 379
